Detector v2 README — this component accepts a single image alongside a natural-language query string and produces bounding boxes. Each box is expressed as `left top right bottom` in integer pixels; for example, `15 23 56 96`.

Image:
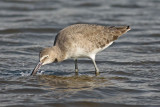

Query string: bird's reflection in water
37 74 112 92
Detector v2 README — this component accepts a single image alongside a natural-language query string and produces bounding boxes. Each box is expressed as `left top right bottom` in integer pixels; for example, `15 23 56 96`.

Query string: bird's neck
51 46 66 62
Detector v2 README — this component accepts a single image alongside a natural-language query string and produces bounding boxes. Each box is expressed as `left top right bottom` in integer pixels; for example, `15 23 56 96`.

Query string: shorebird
31 24 130 75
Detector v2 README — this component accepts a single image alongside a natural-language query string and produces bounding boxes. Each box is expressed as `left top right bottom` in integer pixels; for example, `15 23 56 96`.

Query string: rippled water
0 0 160 107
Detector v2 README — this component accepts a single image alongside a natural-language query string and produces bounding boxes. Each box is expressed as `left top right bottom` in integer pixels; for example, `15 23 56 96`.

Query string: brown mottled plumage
31 24 130 76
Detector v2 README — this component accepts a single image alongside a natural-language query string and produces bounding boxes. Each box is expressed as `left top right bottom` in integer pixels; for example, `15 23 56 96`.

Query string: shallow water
0 0 160 107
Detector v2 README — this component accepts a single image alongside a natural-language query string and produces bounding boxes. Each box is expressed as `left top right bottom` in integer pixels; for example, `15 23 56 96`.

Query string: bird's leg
75 59 78 73
91 57 100 75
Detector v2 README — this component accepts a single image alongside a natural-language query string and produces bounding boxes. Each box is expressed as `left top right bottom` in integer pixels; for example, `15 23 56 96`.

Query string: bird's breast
70 47 89 59
68 42 113 59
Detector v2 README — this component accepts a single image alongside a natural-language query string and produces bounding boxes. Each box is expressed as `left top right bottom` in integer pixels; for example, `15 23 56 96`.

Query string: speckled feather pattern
31 24 130 75
54 24 130 59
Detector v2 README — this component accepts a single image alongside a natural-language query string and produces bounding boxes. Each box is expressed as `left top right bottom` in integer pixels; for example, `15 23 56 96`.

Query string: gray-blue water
0 0 160 107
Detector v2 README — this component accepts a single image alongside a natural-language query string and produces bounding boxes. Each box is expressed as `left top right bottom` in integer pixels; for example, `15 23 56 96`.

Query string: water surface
0 0 160 107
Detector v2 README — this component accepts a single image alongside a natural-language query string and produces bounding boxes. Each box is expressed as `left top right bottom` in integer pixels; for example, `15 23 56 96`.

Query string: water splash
20 71 30 76
20 70 45 76
37 70 45 75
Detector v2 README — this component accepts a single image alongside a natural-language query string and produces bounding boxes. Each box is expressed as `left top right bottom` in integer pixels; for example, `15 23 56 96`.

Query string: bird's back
54 24 130 59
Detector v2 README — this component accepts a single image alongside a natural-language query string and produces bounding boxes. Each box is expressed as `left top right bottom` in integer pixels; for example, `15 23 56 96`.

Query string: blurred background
0 0 160 107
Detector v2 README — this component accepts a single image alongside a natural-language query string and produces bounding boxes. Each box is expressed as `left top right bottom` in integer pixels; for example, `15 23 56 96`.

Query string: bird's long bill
31 62 42 76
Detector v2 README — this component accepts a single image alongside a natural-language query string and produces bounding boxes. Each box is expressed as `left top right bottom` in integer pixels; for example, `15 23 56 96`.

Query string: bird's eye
41 55 49 60
40 55 49 62
45 55 49 58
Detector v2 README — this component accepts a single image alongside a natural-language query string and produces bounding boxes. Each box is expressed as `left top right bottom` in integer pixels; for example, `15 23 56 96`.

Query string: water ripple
0 0 160 106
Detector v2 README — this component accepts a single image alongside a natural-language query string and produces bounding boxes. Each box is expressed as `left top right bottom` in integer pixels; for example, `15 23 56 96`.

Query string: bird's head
39 47 58 65
31 47 58 75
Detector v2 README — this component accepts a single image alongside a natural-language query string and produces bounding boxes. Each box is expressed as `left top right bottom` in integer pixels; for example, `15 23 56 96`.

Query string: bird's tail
116 26 131 34
108 26 131 41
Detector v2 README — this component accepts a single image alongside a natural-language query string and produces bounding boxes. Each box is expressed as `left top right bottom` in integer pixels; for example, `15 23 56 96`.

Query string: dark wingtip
126 26 130 30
